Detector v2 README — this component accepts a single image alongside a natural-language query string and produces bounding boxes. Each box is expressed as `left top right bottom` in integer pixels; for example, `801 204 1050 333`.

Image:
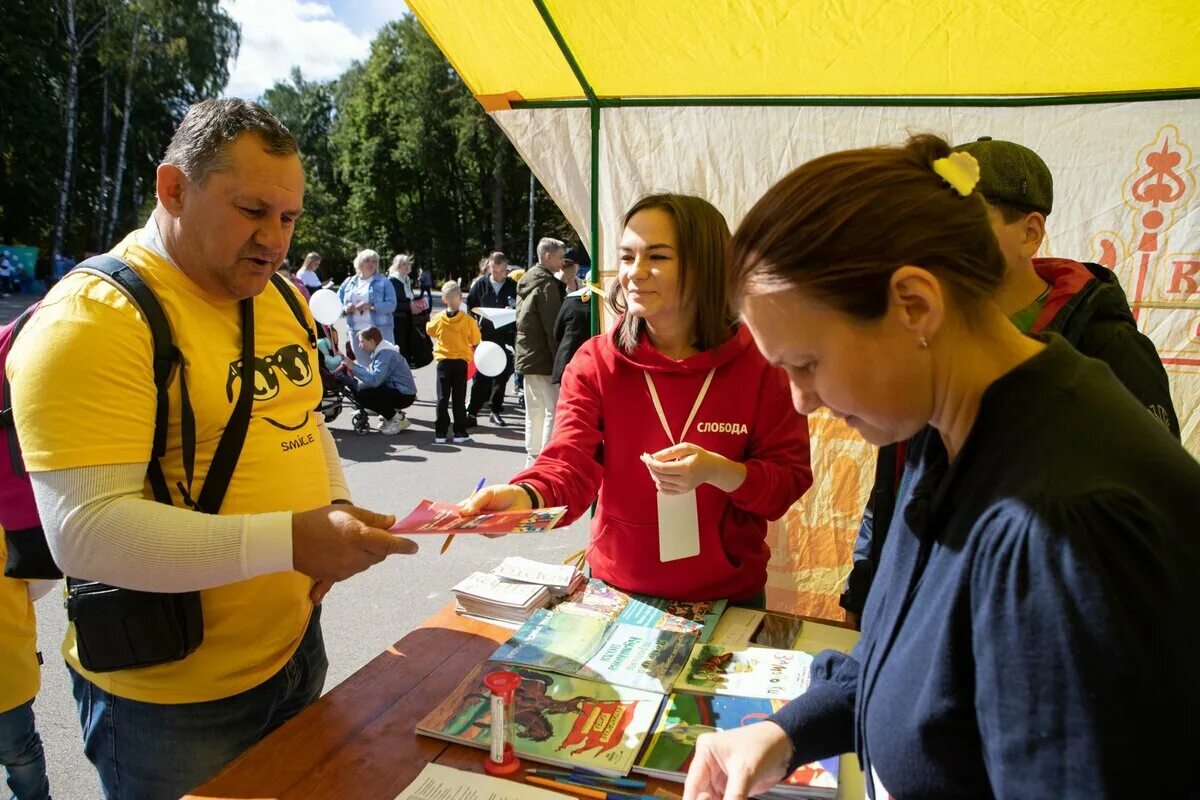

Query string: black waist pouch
66 579 203 673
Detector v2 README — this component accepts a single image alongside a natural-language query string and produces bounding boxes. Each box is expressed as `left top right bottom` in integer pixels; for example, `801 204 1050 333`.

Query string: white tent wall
492 100 1200 617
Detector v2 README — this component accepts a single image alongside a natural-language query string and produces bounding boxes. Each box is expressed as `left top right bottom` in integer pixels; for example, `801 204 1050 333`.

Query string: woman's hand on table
641 443 747 494
683 721 794 800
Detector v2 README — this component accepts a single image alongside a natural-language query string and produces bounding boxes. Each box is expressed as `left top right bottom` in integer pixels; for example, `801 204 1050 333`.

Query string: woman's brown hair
729 134 1005 320
608 193 737 354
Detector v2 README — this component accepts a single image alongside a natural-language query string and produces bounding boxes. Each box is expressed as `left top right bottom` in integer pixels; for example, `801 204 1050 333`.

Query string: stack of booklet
450 558 586 625
491 556 586 598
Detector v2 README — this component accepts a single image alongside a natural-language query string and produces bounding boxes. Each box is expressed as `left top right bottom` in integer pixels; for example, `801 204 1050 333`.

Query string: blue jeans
0 700 50 800
70 606 327 800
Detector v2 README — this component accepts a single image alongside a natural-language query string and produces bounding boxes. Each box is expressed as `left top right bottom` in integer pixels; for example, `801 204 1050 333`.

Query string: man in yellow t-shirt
0 531 50 800
6 99 418 799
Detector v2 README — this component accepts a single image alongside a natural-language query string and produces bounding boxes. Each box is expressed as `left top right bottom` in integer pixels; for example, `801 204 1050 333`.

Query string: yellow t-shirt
6 232 331 704
0 531 40 713
427 309 480 362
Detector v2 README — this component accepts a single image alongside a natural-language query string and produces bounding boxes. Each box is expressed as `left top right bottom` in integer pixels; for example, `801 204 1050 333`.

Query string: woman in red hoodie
463 194 812 604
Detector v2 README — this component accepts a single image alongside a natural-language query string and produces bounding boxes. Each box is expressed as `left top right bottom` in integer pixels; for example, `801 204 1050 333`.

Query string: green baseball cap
953 136 1053 216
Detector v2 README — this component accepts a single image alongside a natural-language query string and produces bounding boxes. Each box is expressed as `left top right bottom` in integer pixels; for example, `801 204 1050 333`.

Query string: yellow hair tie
932 151 981 197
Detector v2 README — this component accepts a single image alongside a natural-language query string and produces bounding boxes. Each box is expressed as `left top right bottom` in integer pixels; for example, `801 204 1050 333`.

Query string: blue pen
525 769 648 790
440 477 487 554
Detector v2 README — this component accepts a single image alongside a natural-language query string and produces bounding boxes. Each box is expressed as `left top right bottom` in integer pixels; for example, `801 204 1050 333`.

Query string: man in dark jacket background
841 137 1181 620
552 247 593 385
515 237 566 466
466 251 518 427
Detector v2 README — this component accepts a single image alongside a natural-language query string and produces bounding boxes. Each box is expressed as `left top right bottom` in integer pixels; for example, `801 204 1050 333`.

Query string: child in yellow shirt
426 281 480 443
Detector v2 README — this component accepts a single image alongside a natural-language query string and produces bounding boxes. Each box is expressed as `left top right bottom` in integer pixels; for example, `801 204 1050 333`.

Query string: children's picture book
636 693 839 799
576 623 696 694
672 643 813 700
416 662 664 777
490 608 612 674
389 500 567 534
710 608 860 656
555 580 726 643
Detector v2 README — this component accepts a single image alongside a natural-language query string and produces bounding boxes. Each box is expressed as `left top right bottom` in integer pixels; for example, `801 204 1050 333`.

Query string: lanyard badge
644 369 715 563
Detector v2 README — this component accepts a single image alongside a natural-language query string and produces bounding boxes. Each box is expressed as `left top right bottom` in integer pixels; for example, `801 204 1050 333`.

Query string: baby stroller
316 327 375 435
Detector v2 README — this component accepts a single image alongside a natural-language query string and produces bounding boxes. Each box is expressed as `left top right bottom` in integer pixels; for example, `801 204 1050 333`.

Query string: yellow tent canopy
412 0 1199 106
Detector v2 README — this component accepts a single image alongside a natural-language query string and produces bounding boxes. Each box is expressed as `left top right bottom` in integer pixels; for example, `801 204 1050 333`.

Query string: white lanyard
644 369 716 445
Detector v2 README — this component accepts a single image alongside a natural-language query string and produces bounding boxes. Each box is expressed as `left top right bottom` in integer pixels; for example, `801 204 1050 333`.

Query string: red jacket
512 323 813 601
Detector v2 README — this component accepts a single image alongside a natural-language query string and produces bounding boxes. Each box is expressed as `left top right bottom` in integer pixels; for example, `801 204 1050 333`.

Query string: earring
918 336 929 349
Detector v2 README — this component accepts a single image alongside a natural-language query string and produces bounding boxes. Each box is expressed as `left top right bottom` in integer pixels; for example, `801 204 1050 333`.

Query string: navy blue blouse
772 335 1200 798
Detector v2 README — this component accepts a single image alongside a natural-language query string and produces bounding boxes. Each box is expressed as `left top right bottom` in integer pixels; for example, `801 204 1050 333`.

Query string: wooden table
185 604 864 800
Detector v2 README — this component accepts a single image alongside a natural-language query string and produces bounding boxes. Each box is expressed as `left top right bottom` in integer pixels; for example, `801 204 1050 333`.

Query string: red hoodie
511 322 812 601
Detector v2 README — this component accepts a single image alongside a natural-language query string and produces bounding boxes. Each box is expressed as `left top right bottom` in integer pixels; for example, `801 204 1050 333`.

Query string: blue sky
221 0 409 99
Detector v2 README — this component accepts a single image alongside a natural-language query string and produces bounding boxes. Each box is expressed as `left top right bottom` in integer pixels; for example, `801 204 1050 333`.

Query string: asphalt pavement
4 295 589 799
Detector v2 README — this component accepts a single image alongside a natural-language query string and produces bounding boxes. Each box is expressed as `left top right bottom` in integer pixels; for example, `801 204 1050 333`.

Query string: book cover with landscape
636 693 838 798
490 608 611 674
576 623 696 693
556 580 726 643
673 643 813 700
416 662 664 777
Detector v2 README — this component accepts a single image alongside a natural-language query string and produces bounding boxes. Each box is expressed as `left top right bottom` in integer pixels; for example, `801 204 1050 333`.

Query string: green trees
264 17 572 284
0 8 572 284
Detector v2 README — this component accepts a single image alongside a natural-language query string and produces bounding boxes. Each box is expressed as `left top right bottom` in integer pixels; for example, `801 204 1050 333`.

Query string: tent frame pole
531 0 603 335
510 86 1200 110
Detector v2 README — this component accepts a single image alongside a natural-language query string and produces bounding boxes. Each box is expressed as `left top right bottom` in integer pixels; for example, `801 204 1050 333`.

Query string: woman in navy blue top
682 136 1200 800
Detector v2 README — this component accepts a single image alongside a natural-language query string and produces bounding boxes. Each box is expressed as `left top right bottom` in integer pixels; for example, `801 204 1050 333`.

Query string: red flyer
389 500 567 534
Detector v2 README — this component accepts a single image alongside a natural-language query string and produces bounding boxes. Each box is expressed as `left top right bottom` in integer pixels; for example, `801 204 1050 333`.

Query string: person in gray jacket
348 326 417 434
515 237 566 465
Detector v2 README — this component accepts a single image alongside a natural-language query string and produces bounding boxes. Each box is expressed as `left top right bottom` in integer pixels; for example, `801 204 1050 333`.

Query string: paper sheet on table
472 307 517 328
393 763 571 800
390 500 566 534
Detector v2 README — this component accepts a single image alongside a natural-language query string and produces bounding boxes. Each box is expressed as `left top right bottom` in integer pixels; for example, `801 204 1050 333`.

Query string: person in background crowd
387 254 416 361
514 237 567 466
0 531 51 800
552 248 593 386
346 326 416 435
507 267 528 409
338 249 397 361
556 249 582 293
840 136 1183 622
276 258 310 300
6 97 416 799
682 135 1200 800
466 251 518 428
0 254 13 297
465 194 812 606
417 267 434 305
427 281 480 444
295 252 323 293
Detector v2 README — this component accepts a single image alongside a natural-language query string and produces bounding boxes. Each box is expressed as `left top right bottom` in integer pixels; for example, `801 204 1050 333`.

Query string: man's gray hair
536 237 564 262
162 98 299 185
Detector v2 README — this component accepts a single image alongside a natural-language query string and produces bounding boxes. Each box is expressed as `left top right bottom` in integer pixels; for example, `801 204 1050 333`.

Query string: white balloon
474 341 507 377
308 289 342 326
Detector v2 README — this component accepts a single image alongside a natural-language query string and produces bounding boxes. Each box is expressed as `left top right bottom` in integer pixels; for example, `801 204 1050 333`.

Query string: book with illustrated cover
416 662 664 777
672 643 813 700
490 608 612 674
576 623 696 694
490 611 696 693
389 500 566 534
555 580 726 643
636 693 839 799
711 608 859 655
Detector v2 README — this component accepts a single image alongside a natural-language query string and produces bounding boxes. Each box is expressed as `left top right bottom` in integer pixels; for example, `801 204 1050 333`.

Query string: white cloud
221 0 374 99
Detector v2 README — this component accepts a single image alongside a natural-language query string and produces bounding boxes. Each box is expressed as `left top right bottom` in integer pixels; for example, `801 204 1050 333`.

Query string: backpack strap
270 273 317 348
2 304 41 477
73 255 180 505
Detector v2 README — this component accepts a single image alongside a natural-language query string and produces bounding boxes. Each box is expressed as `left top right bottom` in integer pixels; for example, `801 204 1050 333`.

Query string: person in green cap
840 136 1180 622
